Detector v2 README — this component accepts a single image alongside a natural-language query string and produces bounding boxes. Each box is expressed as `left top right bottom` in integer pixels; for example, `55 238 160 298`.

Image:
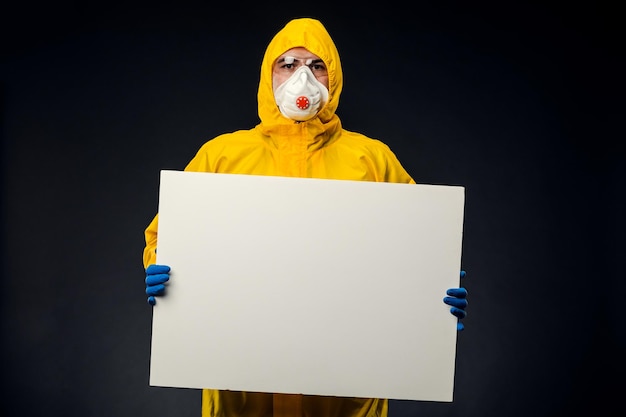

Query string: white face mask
273 66 329 121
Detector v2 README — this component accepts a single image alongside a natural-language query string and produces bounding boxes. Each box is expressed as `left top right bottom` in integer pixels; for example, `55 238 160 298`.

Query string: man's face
272 47 329 91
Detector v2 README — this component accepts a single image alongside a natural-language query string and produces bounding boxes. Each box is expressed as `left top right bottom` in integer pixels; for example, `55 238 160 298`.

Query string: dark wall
2 2 624 417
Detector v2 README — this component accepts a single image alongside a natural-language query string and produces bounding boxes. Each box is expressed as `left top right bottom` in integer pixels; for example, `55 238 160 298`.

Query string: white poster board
149 170 465 402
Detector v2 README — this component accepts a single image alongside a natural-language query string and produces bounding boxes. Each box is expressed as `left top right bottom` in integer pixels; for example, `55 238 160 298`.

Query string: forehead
275 47 322 63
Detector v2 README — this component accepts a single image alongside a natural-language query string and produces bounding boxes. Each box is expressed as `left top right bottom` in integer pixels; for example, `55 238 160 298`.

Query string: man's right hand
145 264 171 306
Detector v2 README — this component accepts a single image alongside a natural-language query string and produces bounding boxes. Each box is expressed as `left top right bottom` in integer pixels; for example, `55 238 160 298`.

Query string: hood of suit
258 18 343 127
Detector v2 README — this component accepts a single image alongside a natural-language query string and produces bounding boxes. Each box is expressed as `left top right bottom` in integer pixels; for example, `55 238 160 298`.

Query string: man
143 17 468 417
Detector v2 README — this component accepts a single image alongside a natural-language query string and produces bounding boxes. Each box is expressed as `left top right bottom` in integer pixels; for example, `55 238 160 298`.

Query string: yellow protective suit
143 17 415 417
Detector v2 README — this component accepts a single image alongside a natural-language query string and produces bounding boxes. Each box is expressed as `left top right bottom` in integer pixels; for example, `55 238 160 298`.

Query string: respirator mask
273 65 329 121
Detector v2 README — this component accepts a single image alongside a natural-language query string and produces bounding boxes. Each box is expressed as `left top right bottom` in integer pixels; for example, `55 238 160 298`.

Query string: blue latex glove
444 270 468 331
145 264 171 306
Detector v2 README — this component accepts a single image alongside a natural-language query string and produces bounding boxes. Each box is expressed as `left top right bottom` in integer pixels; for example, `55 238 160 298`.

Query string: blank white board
150 170 465 402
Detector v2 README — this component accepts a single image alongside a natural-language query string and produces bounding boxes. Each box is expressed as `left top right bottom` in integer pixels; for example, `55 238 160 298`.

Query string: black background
1 1 624 416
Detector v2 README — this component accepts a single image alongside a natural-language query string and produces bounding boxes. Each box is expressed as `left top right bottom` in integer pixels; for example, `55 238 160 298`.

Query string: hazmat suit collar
256 18 342 147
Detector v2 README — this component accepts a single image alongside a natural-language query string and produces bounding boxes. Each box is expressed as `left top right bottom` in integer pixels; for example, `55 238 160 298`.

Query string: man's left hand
444 270 468 331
